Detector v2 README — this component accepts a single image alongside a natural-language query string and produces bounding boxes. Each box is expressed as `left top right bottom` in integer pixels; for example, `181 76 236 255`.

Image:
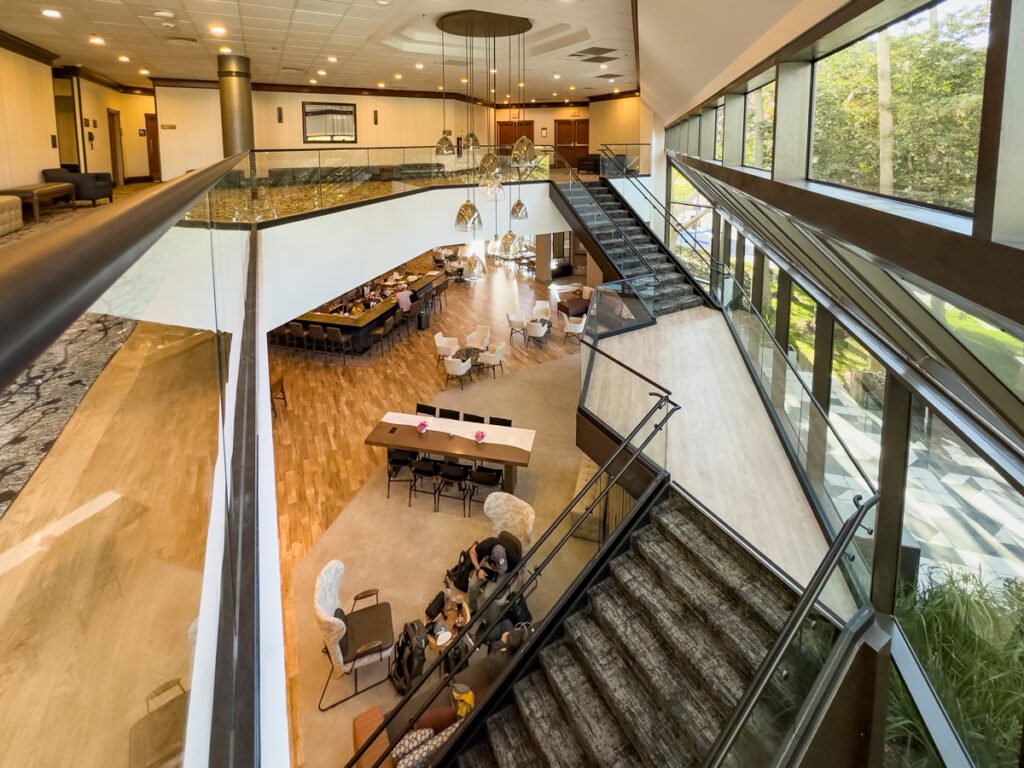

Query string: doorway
106 109 125 186
144 113 162 182
53 78 80 170
497 120 534 154
554 119 589 169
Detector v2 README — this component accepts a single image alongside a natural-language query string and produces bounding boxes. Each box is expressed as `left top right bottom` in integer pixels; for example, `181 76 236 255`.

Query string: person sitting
396 288 413 312
482 618 527 655
466 537 518 612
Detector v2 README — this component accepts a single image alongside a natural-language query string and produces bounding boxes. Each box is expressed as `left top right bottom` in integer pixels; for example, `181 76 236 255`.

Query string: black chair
435 461 470 514
386 449 418 498
462 413 485 423
438 408 460 420
488 416 512 427
409 459 441 506
416 403 437 417
41 167 114 205
467 468 504 515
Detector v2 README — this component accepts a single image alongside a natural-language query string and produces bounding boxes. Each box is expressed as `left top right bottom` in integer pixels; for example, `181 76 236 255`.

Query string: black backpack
389 620 427 695
445 550 474 592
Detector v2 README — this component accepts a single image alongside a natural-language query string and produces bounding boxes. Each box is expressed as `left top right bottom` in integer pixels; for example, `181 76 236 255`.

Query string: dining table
364 411 536 493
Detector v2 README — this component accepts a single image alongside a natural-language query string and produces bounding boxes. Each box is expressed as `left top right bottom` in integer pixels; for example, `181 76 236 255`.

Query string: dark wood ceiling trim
0 28 58 66
151 77 219 89
252 82 494 106
588 89 642 103
631 0 640 84
500 100 590 109
669 153 1024 326
58 65 155 97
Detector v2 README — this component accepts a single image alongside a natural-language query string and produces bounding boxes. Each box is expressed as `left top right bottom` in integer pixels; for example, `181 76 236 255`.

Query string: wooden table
427 600 471 652
0 182 76 223
365 412 535 493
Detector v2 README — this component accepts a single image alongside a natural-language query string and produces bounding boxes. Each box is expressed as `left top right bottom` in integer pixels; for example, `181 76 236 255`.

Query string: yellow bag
451 683 475 718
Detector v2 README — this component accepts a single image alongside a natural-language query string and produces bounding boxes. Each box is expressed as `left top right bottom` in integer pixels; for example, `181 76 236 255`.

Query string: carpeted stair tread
588 580 725 758
610 550 748 704
565 609 693 767
651 501 797 632
632 526 775 673
513 671 591 767
459 742 500 768
539 642 642 768
487 706 545 768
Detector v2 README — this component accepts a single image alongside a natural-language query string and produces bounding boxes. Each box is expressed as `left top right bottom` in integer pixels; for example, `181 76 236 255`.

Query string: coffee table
0 182 76 223
453 346 483 364
427 599 471 652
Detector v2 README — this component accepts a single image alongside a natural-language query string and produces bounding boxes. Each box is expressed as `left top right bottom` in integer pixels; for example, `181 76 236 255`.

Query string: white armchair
443 355 473 389
477 343 505 377
434 331 459 367
465 325 490 350
314 560 395 710
560 311 586 343
526 320 548 347
532 300 551 321
507 312 528 343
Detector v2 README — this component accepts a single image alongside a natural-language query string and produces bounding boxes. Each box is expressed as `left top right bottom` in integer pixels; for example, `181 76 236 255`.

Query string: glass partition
0 158 251 767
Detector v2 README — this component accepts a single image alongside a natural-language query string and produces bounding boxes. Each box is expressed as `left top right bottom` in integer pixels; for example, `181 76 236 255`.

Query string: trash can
418 310 430 330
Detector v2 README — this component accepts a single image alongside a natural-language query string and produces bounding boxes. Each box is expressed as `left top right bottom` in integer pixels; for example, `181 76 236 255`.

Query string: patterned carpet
0 313 135 519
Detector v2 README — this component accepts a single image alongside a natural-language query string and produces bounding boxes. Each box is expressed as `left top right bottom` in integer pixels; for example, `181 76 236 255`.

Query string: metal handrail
0 152 248 390
702 492 881 768
348 392 679 768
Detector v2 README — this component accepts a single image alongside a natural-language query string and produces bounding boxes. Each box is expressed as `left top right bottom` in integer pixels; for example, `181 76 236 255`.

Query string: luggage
389 620 427 694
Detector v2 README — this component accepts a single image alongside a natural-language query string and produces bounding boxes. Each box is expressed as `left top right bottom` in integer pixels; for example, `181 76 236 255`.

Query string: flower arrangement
416 420 428 434
474 430 486 444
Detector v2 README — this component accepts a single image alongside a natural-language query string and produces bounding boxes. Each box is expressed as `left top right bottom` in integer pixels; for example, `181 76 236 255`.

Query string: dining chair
488 416 512 427
477 344 505 377
507 313 527 344
526 320 548 348
434 331 459 367
465 325 490 350
438 407 460 420
531 300 551 321
462 413 485 423
443 356 473 389
467 468 504 516
408 459 441 507
386 449 418 499
416 403 437 417
560 311 586 343
435 461 471 514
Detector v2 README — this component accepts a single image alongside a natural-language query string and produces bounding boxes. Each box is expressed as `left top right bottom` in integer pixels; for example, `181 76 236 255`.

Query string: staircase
452 488 834 767
556 181 704 317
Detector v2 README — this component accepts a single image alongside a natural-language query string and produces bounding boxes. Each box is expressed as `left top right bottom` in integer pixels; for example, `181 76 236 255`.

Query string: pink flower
417 420 428 433
474 430 486 443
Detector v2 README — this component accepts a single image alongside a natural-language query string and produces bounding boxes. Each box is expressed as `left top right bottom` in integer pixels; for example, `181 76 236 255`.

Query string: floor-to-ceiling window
743 81 775 171
810 0 991 211
714 104 725 161
668 166 714 282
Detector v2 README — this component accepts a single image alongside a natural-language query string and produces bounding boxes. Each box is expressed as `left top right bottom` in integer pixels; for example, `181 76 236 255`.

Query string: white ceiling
2 0 637 102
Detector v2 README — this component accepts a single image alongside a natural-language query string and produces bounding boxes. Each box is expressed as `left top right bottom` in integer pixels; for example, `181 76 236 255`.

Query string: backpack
389 620 427 695
445 550 474 592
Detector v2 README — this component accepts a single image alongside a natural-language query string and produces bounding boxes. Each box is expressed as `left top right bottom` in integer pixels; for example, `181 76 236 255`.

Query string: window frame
301 101 358 144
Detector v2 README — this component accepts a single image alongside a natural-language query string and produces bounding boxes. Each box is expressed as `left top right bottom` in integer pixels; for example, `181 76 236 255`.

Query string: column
872 374 912 614
722 93 745 167
773 62 812 182
535 233 552 284
218 54 254 156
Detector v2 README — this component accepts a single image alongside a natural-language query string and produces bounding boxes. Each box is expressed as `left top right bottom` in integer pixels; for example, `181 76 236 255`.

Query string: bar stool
325 327 353 363
287 321 309 353
307 324 328 360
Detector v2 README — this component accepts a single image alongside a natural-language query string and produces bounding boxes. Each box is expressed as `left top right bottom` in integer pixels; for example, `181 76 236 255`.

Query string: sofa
0 195 23 236
41 167 114 205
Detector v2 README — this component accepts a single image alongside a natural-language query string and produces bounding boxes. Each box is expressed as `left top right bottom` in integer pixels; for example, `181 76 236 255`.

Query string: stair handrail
702 492 881 768
544 147 665 288
346 389 680 768
599 144 720 278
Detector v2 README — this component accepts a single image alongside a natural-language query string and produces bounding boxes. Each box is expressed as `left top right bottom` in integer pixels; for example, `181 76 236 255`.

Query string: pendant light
463 35 480 149
510 197 528 220
509 33 530 219
477 33 500 178
454 199 482 231
435 28 454 156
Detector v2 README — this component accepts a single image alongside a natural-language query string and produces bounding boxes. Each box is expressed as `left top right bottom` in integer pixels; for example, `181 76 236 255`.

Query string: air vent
584 56 616 63
575 46 614 56
282 66 303 73
164 36 199 46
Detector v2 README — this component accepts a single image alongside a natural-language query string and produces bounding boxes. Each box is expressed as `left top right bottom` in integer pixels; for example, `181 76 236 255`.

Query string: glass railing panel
254 148 326 219
894 394 1024 767
584 280 655 338
0 167 247 766
601 143 651 176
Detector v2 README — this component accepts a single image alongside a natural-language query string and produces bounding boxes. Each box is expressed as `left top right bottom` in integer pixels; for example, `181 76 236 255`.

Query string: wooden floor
0 322 222 768
269 253 584 767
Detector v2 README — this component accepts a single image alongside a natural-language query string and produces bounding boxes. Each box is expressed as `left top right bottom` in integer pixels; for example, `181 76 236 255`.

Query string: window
668 167 714 283
713 105 724 161
789 282 816 382
829 323 884 484
810 0 990 211
302 102 357 143
761 256 780 335
743 81 775 170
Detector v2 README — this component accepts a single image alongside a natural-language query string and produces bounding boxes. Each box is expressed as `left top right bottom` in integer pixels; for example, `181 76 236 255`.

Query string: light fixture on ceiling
435 26 454 156
553 73 560 79
600 63 608 69
317 69 326 75
118 55 130 62
501 230 521 256
568 85 576 90
153 10 175 18
89 34 105 45
394 73 402 79
327 55 337 62
454 200 482 232
613 88 620 93
490 68 497 74
209 25 226 35
415 62 424 69
42 9 61 18
459 76 468 84
510 198 527 220
552 91 557 96
377 81 385 87
518 81 525 87
375 0 391 5
437 85 444 90
608 78 615 83
309 78 317 84
139 68 150 75
220 46 232 53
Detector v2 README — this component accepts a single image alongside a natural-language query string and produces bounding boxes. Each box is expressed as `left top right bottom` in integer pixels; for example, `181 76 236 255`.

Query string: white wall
77 79 156 179
155 87 224 180
588 96 653 153
0 48 60 187
495 105 590 146
260 182 568 331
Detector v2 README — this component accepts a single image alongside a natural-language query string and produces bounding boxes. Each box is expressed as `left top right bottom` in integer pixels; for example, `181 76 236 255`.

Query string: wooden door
554 119 589 169
497 121 534 154
107 109 124 186
145 113 162 182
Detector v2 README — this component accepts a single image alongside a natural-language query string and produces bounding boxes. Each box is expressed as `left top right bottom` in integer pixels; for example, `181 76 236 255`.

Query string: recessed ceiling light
608 78 615 83
377 81 385 87
490 68 497 74
564 99 569 103
531 98 536 102
518 81 525 87
139 68 150 75
552 91 557 96
376 0 391 5
613 88 620 93
414 63 424 69
600 63 608 69
394 73 402 79
42 9 61 18
327 56 337 63
505 93 510 98
309 78 317 83
490 88 495 93
209 25 226 35
437 85 444 90
118 55 130 62
569 85 576 90
460 76 468 84
553 73 561 79
317 69 326 75
153 9 175 18
220 46 232 53
89 34 105 45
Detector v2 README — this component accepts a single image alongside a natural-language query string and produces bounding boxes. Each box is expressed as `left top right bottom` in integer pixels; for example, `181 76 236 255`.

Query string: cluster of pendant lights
438 24 536 256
